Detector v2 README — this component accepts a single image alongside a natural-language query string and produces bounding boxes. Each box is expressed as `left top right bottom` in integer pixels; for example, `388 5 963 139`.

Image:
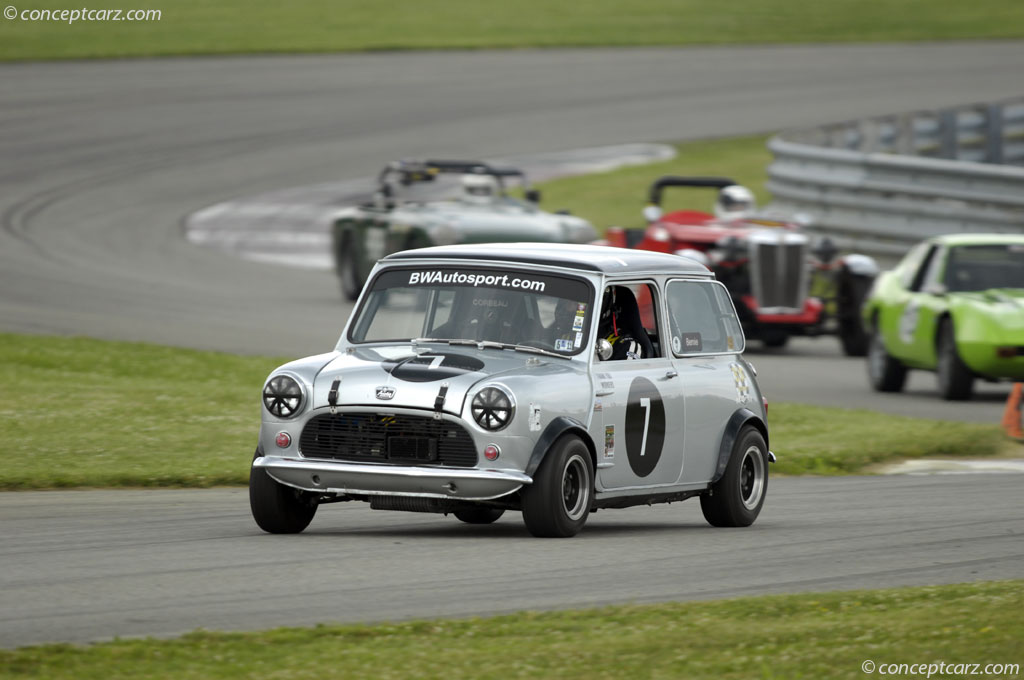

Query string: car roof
929 233 1024 247
381 242 712 276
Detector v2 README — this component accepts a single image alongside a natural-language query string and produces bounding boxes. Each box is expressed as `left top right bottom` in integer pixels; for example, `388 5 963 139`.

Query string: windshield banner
373 267 590 300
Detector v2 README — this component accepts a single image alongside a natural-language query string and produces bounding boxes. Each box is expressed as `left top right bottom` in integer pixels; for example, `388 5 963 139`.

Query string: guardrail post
985 103 1005 164
938 110 958 160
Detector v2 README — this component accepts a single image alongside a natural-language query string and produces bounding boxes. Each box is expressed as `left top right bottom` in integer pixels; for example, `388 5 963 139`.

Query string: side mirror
525 189 542 204
642 205 663 223
595 338 614 361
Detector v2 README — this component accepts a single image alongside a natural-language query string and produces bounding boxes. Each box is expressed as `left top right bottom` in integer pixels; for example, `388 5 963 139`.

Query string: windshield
943 244 1024 292
348 267 594 356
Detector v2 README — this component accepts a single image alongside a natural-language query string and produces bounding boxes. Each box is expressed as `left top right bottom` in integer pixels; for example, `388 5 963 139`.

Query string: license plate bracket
387 436 438 462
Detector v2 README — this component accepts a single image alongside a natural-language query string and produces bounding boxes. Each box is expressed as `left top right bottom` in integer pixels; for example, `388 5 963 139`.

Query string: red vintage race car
605 176 878 355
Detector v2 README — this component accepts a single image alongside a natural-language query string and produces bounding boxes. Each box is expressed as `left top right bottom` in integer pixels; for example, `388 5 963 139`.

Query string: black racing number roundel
625 377 665 478
382 352 485 383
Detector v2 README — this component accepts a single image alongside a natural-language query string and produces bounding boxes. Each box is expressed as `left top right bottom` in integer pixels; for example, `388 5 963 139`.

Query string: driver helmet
714 184 756 220
460 173 499 204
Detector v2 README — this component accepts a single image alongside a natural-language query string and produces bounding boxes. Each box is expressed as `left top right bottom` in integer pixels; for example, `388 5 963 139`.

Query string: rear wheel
936 319 974 401
453 507 505 525
250 451 317 534
337 234 361 301
701 427 768 527
867 325 907 392
521 435 593 538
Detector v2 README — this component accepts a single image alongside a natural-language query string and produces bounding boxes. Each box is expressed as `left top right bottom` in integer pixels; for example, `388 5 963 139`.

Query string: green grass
540 135 774 234
0 332 1010 490
2 0 1024 61
2 581 1020 677
0 333 283 489
768 403 1007 476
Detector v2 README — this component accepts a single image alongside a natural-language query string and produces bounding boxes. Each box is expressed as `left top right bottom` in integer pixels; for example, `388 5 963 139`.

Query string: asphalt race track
2 43 1024 646
3 475 1022 649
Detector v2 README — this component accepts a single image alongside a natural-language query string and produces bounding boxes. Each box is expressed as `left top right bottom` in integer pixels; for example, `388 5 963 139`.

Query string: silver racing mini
251 243 772 537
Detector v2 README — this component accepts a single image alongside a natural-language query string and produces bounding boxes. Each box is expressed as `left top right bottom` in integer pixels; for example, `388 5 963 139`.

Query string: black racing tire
700 427 768 528
867 324 907 393
521 435 594 538
337 234 362 302
249 451 318 534
936 319 974 401
837 273 874 357
453 507 506 525
761 332 790 349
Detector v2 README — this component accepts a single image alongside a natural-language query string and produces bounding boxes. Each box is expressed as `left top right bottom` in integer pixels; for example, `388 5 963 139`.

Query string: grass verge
0 332 1009 489
2 1 1024 61
2 580 1021 677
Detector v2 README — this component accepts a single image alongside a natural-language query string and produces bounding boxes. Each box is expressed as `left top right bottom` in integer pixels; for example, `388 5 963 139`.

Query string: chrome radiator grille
749 239 807 311
299 412 477 467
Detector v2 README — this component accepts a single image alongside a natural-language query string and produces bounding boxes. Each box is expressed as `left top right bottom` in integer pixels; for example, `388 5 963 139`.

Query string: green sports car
863 234 1024 400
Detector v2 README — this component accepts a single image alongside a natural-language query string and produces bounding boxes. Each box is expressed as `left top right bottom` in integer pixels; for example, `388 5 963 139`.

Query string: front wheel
867 325 907 393
760 329 790 348
521 435 593 538
936 319 974 401
250 454 318 534
701 427 768 528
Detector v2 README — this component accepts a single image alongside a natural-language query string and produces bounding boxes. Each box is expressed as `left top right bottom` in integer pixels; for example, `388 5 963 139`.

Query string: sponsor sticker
407 270 546 292
572 312 585 332
574 331 583 348
730 362 752 402
682 332 703 352
671 336 682 353
529 403 542 432
604 425 615 458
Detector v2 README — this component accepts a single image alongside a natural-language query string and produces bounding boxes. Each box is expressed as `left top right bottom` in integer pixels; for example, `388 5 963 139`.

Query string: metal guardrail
766 99 1024 258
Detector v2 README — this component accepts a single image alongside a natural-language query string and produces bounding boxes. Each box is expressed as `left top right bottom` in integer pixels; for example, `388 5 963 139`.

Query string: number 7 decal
420 355 445 370
639 397 651 457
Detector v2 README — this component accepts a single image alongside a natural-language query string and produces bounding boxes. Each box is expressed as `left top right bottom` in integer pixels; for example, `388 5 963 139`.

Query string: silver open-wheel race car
251 243 772 537
331 160 598 300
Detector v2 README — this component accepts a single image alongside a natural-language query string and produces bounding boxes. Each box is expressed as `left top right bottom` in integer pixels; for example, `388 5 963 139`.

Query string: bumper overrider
255 456 532 500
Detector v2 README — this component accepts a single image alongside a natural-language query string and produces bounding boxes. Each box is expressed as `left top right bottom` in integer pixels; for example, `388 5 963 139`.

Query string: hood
952 289 1024 333
310 344 584 416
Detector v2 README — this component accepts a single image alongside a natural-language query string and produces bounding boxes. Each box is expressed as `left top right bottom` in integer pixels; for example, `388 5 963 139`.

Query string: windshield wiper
414 337 562 359
513 344 563 359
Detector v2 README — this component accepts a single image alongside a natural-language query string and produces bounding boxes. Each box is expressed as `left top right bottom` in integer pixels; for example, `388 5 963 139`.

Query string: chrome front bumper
254 456 532 501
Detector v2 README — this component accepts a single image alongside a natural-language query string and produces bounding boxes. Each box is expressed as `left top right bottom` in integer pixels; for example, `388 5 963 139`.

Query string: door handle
664 370 678 379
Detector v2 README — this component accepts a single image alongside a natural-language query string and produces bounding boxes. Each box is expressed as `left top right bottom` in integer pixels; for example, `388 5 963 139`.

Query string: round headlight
471 386 514 431
263 375 303 419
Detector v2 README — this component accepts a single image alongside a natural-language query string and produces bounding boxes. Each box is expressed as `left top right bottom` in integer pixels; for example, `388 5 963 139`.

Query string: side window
599 283 662 359
908 245 939 293
897 243 930 290
666 280 744 355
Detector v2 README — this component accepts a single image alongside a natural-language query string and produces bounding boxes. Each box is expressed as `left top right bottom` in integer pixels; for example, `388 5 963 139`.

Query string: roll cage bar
376 159 533 196
647 176 737 206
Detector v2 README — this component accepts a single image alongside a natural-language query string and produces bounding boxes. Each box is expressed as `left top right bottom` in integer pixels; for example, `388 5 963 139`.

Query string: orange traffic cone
1001 383 1024 441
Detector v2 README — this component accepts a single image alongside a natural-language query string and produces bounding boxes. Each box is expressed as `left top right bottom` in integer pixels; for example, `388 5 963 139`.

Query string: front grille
751 241 807 310
299 412 478 467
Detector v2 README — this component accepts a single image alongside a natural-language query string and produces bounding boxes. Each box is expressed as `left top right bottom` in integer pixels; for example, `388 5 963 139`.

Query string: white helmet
461 174 499 204
714 184 756 219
